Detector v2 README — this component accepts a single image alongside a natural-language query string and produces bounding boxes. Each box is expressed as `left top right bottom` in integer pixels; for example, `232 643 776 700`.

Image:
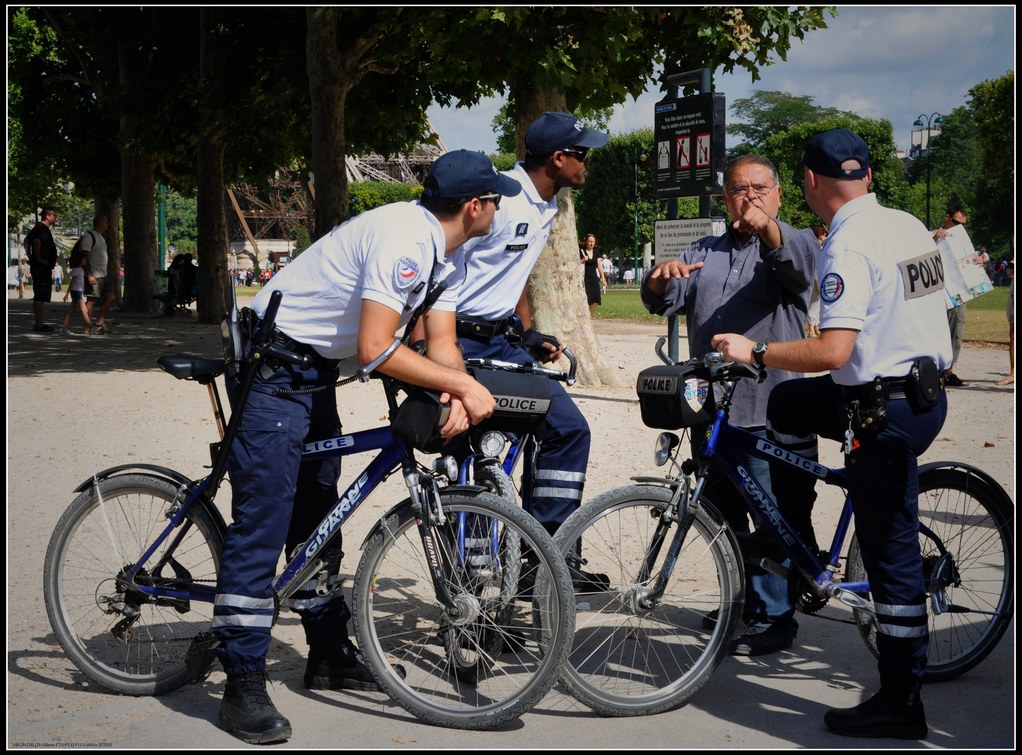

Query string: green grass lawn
595 284 1011 344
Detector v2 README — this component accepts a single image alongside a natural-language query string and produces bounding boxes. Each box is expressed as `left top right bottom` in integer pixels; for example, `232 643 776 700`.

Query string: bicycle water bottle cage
635 360 715 430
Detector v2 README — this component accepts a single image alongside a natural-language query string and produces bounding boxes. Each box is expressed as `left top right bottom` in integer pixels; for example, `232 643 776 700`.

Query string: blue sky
426 6 1016 155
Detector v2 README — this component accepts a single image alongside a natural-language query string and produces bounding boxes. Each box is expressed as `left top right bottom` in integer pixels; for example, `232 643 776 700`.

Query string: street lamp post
632 150 647 285
913 112 944 229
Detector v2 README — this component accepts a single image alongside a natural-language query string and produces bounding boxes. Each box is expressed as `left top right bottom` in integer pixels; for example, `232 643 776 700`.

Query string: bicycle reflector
636 362 715 429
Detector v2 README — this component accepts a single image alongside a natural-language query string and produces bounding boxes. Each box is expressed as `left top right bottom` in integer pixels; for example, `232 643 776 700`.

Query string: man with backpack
80 215 114 334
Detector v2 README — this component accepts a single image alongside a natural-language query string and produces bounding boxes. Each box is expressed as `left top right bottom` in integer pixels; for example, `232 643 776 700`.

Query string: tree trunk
195 8 229 323
306 8 351 239
517 86 626 388
120 144 159 313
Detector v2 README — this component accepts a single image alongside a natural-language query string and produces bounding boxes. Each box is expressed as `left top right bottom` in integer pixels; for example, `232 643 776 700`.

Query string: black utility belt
456 316 514 340
842 378 910 403
842 360 945 408
269 328 339 370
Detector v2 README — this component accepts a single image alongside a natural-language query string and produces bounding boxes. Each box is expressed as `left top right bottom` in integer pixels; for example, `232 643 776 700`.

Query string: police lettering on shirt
899 250 944 300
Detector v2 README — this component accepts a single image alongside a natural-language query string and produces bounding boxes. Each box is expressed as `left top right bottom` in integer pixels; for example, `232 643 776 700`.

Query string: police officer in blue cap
452 112 610 589
213 149 519 744
713 128 951 740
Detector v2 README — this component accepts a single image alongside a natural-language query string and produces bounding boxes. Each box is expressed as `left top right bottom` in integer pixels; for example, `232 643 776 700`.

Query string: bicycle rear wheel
554 484 744 716
847 466 1014 681
43 474 224 695
353 489 574 729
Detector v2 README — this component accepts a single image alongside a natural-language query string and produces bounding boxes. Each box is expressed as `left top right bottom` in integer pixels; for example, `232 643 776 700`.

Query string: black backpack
68 231 96 268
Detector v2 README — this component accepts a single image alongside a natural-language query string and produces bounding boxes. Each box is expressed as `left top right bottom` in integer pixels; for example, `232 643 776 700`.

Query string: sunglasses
478 193 502 208
560 147 590 163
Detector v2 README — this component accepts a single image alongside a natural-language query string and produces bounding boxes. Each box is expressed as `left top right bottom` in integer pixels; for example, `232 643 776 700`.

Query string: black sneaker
728 624 795 656
565 556 610 594
304 637 385 692
824 690 928 740
32 324 54 332
218 671 292 744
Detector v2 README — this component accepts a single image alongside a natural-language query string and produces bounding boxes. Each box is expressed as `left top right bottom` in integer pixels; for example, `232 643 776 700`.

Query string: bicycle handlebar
465 346 578 386
655 336 765 384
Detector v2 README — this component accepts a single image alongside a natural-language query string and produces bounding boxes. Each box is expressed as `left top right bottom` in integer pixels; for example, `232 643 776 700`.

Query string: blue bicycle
552 340 1014 716
42 291 576 730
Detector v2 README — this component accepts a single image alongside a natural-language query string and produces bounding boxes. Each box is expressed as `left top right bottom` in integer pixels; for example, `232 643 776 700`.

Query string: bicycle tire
353 489 575 729
847 466 1014 681
554 484 744 716
43 474 224 695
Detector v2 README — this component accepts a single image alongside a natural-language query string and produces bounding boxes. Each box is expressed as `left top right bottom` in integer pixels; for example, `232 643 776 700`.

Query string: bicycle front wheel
43 474 224 695
847 466 1014 681
554 484 744 716
353 489 574 729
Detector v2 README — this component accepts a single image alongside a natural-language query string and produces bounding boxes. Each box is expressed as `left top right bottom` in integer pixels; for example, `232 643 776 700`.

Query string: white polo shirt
252 201 462 360
818 193 952 385
456 163 559 320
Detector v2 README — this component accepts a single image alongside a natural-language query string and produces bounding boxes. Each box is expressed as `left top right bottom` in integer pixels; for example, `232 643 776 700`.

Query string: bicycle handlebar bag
469 366 552 435
636 362 715 429
390 388 452 454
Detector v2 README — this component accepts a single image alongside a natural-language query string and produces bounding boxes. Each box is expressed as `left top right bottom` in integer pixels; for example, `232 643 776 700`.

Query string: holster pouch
906 357 941 411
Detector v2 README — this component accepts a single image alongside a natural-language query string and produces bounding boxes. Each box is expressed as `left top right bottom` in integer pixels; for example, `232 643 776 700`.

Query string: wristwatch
752 341 768 367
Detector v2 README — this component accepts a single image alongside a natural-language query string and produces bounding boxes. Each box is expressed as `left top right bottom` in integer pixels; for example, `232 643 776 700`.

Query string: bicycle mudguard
919 461 1014 506
358 484 491 551
72 463 228 541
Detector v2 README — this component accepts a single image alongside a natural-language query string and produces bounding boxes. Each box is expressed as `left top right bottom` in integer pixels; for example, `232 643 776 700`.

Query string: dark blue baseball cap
525 111 610 156
421 149 522 201
801 128 870 179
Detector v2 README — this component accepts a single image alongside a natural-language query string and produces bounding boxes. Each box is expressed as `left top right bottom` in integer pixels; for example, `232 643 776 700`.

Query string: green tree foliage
348 182 422 216
964 71 1014 255
727 90 848 154
761 117 903 231
165 189 198 251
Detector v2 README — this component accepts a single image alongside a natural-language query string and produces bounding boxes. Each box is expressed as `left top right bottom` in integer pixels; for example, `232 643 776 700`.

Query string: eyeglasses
478 193 502 208
725 183 776 197
560 147 590 164
950 217 966 226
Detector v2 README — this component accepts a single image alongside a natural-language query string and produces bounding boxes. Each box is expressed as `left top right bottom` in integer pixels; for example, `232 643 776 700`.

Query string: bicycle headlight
478 430 508 459
654 432 680 467
433 455 459 483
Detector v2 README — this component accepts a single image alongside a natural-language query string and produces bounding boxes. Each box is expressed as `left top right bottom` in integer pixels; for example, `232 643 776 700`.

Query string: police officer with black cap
453 112 610 588
213 149 518 744
712 127 951 740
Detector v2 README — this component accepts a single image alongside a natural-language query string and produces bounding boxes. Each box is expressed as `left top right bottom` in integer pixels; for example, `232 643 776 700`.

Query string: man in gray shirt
641 154 819 656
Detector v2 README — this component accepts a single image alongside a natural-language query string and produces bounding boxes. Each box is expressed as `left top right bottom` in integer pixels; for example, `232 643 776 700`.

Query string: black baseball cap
525 111 610 156
801 128 870 179
421 149 522 201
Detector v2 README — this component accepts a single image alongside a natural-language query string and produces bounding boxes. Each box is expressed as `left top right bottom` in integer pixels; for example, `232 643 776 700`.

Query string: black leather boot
218 671 292 744
304 636 381 691
824 689 927 739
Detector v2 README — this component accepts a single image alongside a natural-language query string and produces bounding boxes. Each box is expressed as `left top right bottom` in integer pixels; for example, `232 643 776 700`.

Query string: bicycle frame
701 415 861 592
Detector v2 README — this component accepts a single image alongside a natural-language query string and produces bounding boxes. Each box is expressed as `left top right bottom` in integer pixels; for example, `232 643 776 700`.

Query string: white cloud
427 6 1014 155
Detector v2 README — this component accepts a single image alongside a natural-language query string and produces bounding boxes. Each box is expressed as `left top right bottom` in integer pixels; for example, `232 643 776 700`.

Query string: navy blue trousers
459 335 591 529
213 360 350 675
767 374 948 696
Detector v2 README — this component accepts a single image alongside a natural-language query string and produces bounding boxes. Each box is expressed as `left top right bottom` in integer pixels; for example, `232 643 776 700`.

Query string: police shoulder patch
819 272 845 303
394 256 421 289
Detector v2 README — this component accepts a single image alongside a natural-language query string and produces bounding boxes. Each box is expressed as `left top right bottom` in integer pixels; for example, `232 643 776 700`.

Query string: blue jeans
696 427 798 635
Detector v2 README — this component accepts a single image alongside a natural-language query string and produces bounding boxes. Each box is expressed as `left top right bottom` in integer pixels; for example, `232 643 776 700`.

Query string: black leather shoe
305 637 383 691
728 624 794 656
218 671 292 744
824 690 928 740
565 556 610 594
